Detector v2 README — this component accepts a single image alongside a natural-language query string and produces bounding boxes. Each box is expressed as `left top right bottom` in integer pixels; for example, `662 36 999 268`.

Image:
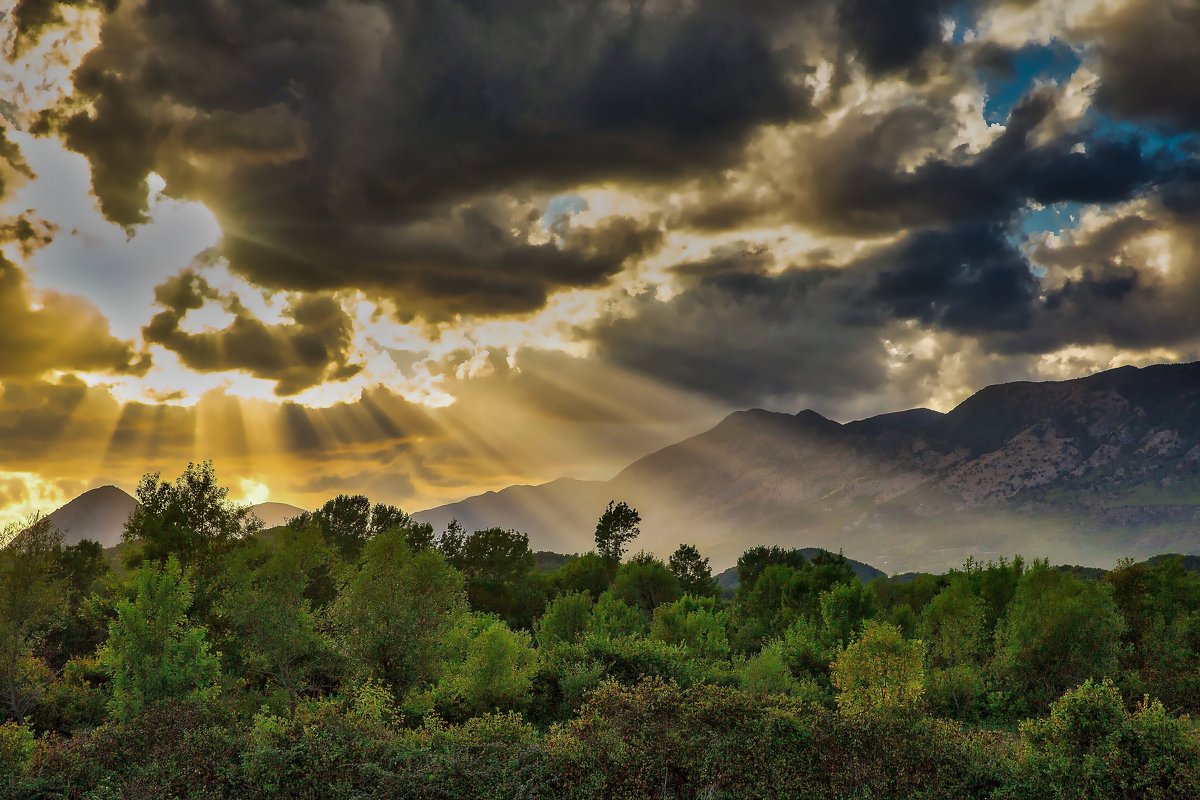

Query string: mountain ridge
415 361 1200 572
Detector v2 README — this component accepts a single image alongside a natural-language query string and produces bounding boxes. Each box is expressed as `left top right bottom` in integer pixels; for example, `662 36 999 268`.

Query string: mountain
43 488 304 549
48 485 137 548
415 362 1200 573
251 501 305 529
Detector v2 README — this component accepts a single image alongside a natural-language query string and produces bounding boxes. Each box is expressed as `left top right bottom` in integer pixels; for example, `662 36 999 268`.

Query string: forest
3 462 1200 799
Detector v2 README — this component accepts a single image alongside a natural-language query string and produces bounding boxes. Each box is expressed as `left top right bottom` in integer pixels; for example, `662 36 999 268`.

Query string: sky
0 0 1198 524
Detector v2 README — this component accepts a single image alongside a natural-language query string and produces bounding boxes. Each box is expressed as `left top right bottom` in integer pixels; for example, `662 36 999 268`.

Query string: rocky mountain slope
416 362 1200 573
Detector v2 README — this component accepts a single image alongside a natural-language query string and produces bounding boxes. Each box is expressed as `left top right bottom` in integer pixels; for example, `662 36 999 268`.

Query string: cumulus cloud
142 270 362 396
29 0 809 318
0 255 147 378
1085 0 1200 131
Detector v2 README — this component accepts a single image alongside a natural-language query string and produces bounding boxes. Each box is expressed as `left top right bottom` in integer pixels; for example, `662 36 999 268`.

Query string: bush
831 621 925 717
549 678 1007 799
433 620 537 720
536 591 593 649
1007 679 1200 799
26 701 243 799
0 721 34 794
241 699 400 799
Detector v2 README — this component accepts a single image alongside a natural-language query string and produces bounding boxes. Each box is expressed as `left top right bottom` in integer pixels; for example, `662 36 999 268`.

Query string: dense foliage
2 462 1200 798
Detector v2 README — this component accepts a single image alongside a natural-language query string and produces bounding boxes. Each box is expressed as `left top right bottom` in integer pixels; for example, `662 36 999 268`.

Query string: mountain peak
48 485 137 548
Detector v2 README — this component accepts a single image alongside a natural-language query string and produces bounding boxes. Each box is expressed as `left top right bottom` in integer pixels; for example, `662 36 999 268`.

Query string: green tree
959 555 1025 631
610 552 681 615
734 546 811 593
549 552 614 600
831 621 925 717
589 591 646 639
920 578 987 669
0 515 66 723
290 494 428 559
777 616 835 687
536 591 593 649
649 594 730 659
594 501 641 564
667 543 716 597
819 579 877 646
217 527 336 712
1014 679 1200 798
442 527 544 628
733 563 804 649
124 461 260 574
919 578 988 717
435 620 537 717
742 641 797 695
733 549 859 650
1106 557 1200 712
100 555 220 722
332 530 466 696
992 562 1125 714
48 539 110 667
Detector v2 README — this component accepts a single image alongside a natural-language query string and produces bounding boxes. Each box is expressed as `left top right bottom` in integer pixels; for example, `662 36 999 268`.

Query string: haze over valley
41 361 1200 574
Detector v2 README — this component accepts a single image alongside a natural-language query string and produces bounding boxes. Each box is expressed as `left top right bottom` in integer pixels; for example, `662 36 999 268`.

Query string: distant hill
43 488 305 548
251 501 305 529
416 362 1200 573
48 486 136 548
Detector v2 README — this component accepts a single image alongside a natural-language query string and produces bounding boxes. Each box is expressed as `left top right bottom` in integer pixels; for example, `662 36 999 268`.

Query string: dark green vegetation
3 463 1200 798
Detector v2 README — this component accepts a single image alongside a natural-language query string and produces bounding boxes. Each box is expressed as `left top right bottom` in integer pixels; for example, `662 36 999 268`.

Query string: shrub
434 620 537 720
0 721 34 793
831 621 925 717
99 556 220 722
1007 679 1200 799
536 591 593 649
549 678 1007 799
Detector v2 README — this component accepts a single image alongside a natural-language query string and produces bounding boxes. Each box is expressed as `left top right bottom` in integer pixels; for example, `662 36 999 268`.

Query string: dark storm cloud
143 270 362 396
862 223 1038 333
14 0 1200 423
1086 0 1200 132
713 88 1162 238
836 0 954 75
589 245 891 406
31 0 808 317
0 128 32 191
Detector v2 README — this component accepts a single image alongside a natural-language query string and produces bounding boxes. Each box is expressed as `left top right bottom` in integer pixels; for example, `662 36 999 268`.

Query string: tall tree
216 527 336 712
610 553 681 615
290 495 429 558
100 556 220 722
594 501 641 564
0 515 66 723
668 544 717 598
124 461 260 572
332 530 466 696
992 561 1125 714
441 527 544 627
